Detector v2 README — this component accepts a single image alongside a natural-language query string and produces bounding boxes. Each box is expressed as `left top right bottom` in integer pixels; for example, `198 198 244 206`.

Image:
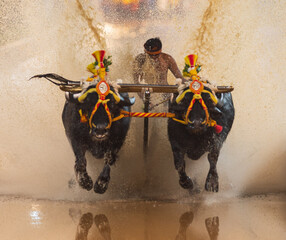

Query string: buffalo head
66 80 135 141
170 80 222 135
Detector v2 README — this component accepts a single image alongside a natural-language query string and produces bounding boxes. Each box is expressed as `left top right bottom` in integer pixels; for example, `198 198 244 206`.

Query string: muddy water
0 194 285 240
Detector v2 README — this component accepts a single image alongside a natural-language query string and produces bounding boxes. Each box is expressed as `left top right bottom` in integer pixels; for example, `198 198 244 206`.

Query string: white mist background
0 0 285 201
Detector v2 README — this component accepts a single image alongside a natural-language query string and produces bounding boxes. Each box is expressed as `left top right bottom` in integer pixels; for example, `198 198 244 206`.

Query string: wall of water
0 0 285 201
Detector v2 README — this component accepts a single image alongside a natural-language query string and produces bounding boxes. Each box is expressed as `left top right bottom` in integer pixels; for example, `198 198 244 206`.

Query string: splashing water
0 0 285 201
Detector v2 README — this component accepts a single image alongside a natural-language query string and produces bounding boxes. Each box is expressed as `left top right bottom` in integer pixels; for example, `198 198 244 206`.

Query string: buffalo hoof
179 176 193 189
205 173 219 192
94 177 110 194
76 172 93 191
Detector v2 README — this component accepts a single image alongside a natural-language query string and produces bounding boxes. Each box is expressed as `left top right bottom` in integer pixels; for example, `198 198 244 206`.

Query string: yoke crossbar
59 83 234 93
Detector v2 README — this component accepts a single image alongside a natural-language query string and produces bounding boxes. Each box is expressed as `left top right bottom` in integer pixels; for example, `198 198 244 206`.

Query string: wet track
0 194 285 240
0 0 286 239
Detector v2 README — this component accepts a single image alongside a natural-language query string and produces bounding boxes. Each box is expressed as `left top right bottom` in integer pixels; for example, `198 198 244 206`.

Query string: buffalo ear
65 92 81 103
119 96 135 107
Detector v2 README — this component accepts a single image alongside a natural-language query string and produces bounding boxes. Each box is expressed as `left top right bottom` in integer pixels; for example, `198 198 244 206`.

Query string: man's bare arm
168 55 186 83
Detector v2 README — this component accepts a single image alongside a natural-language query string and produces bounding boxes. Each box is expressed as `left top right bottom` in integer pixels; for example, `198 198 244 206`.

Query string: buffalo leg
205 151 219 192
94 151 117 194
173 147 193 189
72 141 93 191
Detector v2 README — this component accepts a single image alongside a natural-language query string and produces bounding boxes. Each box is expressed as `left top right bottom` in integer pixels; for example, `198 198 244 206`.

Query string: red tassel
215 124 223 133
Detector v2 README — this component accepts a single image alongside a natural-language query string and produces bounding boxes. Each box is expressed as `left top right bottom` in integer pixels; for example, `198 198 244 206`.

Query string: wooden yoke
59 83 234 93
117 84 234 93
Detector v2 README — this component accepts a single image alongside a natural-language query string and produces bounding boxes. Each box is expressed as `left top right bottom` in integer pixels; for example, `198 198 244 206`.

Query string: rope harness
78 80 222 133
77 80 120 129
173 80 218 128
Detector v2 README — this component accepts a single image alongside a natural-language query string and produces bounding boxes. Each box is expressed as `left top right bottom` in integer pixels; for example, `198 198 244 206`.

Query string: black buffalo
63 84 134 194
168 83 234 192
31 74 134 194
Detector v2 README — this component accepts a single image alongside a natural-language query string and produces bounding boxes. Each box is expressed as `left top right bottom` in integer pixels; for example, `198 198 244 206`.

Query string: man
133 37 185 102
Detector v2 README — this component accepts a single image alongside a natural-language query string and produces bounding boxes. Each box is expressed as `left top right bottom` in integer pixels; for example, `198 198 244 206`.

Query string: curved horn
60 85 82 93
29 73 80 86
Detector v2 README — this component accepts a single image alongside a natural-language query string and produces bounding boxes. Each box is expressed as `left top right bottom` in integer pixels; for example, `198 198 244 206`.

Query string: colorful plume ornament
87 50 112 78
183 54 201 78
91 50 112 71
185 54 198 68
92 50 105 68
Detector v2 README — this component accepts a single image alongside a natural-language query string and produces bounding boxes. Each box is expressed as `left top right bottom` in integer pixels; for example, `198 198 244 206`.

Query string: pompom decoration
215 124 223 133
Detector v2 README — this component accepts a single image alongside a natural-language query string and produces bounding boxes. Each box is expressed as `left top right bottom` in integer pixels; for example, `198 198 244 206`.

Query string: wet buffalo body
168 89 235 192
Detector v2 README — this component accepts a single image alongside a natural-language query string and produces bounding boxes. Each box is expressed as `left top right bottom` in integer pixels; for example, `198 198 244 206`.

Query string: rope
88 98 111 129
119 110 175 118
112 110 191 127
149 97 170 111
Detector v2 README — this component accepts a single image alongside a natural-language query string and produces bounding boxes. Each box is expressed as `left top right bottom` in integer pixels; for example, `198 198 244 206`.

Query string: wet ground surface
0 194 285 240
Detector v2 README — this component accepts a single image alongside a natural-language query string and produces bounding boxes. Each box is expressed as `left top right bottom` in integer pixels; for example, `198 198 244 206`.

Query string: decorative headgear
86 50 112 81
183 54 201 79
92 50 105 68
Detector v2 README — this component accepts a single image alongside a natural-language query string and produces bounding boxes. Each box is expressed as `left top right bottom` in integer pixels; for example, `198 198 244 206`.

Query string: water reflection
71 211 111 240
205 216 219 240
29 204 42 226
175 211 194 240
94 214 112 240
71 209 219 240
75 213 93 240
175 212 219 240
